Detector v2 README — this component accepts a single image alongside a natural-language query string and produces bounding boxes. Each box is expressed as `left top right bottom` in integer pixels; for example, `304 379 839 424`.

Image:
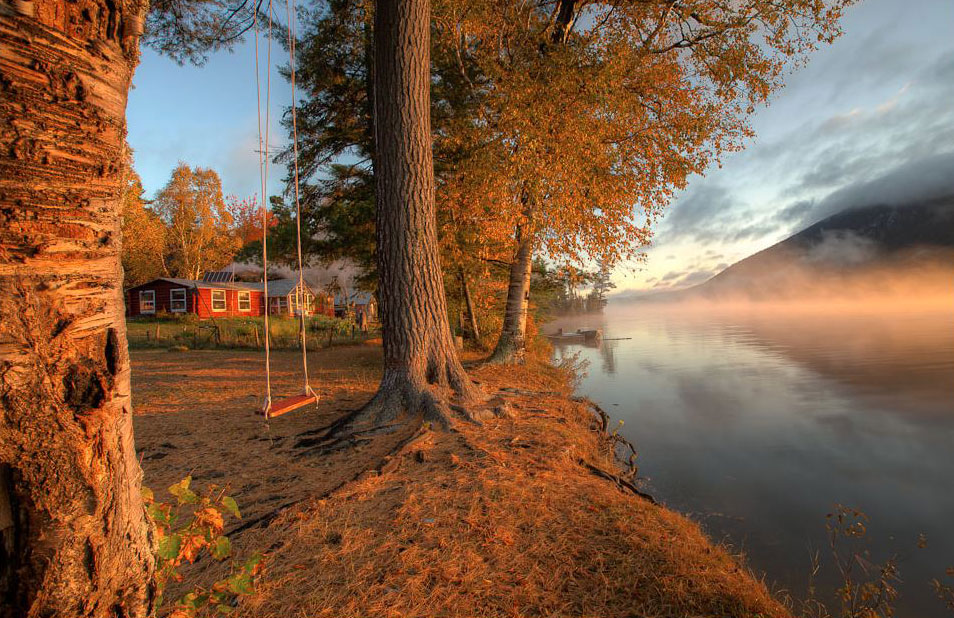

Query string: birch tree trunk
489 223 533 363
349 0 478 428
458 267 480 342
0 2 155 616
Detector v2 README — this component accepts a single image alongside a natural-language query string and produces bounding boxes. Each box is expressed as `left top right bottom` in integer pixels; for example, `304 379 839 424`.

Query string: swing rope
285 0 316 400
254 0 316 419
253 0 273 416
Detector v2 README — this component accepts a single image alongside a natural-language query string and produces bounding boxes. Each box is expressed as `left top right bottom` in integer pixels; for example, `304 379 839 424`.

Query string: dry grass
182 354 791 618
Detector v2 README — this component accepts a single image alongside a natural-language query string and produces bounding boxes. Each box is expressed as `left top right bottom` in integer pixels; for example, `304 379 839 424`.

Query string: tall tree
0 5 156 616
462 0 856 362
348 0 479 428
154 162 240 280
1 1 261 614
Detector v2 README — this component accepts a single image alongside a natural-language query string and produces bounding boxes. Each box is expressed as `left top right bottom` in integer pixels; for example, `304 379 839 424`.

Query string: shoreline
133 345 790 617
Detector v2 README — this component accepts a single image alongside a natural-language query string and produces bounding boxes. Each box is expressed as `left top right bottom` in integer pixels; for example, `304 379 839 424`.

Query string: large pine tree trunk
0 3 155 617
489 224 533 364
351 0 477 428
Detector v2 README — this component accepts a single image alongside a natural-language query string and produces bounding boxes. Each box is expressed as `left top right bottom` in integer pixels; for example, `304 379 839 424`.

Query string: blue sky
126 0 954 293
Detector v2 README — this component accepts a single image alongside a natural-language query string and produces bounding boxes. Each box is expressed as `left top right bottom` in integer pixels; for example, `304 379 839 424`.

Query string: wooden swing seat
261 393 317 418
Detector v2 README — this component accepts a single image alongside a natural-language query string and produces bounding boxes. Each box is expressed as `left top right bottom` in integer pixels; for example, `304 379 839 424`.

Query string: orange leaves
431 0 852 271
194 506 225 533
144 476 262 616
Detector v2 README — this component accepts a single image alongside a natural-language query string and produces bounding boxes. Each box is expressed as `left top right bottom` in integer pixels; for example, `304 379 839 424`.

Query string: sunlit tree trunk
0 3 155 617
459 267 480 342
489 223 533 363
348 0 478 428
490 3 579 364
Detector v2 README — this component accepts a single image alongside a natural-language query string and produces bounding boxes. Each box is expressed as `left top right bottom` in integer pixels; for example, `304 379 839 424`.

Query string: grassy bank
127 313 376 350
132 345 788 617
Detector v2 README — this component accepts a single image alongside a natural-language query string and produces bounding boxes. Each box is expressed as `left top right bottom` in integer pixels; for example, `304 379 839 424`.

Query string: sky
126 0 954 294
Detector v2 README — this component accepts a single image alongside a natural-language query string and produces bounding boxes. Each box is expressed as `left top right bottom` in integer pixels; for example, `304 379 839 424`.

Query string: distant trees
121 163 168 288
119 162 271 287
153 163 240 280
226 194 274 247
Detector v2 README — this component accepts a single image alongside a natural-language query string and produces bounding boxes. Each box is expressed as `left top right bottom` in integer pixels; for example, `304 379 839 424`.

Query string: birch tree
0 1 265 615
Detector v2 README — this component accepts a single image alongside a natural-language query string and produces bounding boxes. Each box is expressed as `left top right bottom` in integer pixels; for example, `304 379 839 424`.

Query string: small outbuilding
245 279 335 318
334 291 378 322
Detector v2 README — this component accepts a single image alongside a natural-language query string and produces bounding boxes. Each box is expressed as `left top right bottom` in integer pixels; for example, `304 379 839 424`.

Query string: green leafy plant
143 476 264 616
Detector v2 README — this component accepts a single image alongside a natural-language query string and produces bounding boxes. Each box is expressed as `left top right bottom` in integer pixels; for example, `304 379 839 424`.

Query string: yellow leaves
430 0 851 271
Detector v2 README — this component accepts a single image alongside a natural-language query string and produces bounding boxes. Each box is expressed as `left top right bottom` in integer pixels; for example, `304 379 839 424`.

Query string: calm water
549 302 954 617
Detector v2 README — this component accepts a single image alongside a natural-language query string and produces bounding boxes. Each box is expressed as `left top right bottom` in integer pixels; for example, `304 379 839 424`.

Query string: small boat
545 328 602 344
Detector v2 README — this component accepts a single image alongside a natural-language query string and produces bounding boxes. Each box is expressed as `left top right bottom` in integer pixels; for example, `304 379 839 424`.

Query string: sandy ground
131 345 413 537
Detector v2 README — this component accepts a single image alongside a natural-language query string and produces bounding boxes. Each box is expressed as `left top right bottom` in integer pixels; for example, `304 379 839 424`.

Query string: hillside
685 196 954 301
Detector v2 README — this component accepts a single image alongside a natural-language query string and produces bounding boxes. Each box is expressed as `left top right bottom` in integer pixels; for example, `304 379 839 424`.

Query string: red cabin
125 276 336 319
126 278 266 319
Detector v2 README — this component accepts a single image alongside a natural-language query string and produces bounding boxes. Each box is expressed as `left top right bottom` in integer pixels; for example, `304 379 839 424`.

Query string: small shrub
144 477 263 617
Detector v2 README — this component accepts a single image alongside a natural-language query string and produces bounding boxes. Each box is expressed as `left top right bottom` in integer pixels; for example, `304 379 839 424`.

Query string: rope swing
254 0 318 419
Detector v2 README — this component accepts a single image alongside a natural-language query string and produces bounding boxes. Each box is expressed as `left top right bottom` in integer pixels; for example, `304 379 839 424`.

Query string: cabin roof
239 278 319 298
335 291 376 306
131 277 315 297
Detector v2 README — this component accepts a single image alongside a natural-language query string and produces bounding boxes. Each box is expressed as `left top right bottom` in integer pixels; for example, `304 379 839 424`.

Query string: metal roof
239 278 317 298
134 277 318 297
335 291 376 306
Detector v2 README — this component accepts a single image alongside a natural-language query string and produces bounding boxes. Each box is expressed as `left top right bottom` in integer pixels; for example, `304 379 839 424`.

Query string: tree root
580 460 656 504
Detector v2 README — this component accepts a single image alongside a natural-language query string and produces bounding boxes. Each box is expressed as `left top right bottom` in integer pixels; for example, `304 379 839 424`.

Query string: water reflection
548 303 954 617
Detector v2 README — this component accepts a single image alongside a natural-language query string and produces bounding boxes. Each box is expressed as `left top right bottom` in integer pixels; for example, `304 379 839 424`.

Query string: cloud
659 184 740 243
798 151 954 226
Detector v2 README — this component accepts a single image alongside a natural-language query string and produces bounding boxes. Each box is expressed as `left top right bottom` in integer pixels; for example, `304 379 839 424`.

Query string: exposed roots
321 368 489 441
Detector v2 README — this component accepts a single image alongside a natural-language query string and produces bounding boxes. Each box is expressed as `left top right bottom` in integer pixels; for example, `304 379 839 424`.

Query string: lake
548 301 954 617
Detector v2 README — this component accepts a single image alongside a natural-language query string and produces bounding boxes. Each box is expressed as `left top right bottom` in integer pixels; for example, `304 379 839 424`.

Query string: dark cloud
797 150 954 227
774 200 815 224
655 50 954 250
659 184 740 243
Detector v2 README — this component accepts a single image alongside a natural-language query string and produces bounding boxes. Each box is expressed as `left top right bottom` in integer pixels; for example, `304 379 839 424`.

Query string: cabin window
238 291 251 311
211 289 227 312
139 290 156 314
170 288 187 312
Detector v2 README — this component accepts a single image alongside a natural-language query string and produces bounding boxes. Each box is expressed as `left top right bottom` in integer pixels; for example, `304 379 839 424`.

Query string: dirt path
131 345 414 537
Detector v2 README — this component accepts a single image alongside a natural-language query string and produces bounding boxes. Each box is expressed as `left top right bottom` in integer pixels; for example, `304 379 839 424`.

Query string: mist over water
549 293 954 616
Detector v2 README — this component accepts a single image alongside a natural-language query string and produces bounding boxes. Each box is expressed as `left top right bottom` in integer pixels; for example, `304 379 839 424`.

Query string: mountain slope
690 196 954 300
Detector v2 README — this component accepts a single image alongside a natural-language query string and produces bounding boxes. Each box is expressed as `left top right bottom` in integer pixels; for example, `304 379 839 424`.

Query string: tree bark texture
0 3 155 617
489 223 533 364
355 0 479 428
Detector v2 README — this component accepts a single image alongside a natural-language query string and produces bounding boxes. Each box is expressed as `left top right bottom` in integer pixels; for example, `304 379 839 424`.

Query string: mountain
681 196 954 301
